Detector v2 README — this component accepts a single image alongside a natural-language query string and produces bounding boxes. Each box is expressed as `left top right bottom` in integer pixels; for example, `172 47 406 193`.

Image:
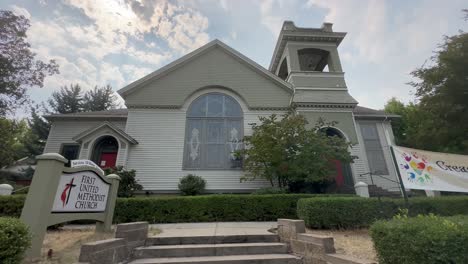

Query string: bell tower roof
269 21 346 73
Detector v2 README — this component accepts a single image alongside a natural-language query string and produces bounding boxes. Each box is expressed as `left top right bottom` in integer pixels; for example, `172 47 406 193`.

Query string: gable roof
353 106 400 119
118 39 293 97
72 121 138 144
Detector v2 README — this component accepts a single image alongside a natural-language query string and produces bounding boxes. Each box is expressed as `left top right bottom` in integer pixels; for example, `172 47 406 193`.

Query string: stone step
128 254 302 264
146 234 279 246
134 242 288 258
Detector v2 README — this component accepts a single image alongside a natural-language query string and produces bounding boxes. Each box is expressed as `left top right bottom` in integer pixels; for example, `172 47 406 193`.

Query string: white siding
44 120 126 154
355 120 400 191
125 108 285 192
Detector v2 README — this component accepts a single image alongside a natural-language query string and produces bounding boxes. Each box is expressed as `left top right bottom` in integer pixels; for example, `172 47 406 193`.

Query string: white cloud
10 5 31 19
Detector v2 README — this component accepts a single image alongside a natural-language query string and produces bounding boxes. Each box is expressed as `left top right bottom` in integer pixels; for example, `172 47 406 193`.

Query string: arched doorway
322 127 354 187
91 136 119 169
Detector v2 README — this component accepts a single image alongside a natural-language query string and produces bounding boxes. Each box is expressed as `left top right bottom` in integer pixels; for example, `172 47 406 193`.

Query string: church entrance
91 136 119 169
322 128 354 187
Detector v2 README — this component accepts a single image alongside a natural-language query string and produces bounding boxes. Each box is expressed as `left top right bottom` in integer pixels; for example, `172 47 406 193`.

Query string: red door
99 152 117 168
331 160 344 186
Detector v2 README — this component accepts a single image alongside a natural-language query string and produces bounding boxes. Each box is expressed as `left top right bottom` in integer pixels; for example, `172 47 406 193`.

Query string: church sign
52 171 110 213
20 154 120 260
393 146 468 192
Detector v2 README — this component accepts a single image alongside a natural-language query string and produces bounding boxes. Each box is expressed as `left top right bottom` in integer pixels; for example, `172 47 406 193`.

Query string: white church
44 21 401 194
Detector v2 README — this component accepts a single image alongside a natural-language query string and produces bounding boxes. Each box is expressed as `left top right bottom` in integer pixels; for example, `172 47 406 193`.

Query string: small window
360 123 389 175
184 93 243 170
61 144 80 161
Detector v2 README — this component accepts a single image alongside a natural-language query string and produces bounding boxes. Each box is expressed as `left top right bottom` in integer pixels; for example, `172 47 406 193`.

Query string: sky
2 0 467 117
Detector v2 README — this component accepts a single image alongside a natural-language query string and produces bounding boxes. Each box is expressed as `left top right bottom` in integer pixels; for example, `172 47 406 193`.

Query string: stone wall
78 222 149 264
277 219 376 264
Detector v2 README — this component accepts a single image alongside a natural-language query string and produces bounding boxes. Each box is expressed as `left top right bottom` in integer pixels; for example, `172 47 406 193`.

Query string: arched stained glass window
184 93 243 170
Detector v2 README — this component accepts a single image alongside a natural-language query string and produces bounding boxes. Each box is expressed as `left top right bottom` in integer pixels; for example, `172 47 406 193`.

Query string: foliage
0 10 59 116
297 196 468 229
0 195 25 218
240 111 354 189
0 217 31 264
82 85 118 111
370 215 468 264
178 174 206 196
252 187 288 195
386 28 468 154
0 118 31 168
48 84 84 114
104 166 142 198
48 84 118 114
113 194 349 223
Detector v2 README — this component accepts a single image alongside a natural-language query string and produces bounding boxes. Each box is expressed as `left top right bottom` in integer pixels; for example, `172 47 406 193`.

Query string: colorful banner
392 146 468 192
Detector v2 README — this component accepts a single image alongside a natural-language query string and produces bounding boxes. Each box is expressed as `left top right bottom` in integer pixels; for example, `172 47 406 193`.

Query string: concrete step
146 234 279 246
134 242 288 258
128 254 302 264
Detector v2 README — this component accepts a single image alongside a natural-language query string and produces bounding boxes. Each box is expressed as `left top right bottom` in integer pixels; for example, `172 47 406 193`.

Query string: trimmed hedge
114 194 347 223
370 215 468 264
297 196 468 229
0 217 31 264
0 195 25 218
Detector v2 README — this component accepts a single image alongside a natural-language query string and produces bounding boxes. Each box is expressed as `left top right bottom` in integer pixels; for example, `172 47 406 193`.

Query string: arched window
297 48 330 72
184 93 243 170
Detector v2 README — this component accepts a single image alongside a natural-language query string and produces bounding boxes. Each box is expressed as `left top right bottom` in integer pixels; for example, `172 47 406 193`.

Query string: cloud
10 5 31 19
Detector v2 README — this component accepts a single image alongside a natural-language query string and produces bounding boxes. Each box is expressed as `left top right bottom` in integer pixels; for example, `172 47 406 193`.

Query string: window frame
60 143 81 161
183 93 244 170
359 122 389 175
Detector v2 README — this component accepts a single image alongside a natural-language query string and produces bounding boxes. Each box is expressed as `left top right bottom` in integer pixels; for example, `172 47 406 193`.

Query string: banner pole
390 145 409 204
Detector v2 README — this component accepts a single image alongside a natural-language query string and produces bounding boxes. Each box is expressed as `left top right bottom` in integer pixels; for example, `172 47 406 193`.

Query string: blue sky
2 0 467 117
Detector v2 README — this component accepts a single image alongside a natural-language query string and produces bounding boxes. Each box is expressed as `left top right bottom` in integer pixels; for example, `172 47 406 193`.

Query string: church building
44 21 401 194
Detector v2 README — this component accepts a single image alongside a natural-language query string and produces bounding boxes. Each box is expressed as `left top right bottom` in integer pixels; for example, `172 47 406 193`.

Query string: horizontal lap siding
125 109 284 191
44 120 127 154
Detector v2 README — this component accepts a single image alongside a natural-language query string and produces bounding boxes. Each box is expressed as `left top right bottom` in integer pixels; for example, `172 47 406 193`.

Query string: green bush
297 197 400 229
104 166 142 197
252 187 288 195
178 174 206 196
297 196 468 229
0 217 31 264
114 194 345 223
0 195 25 217
370 215 468 264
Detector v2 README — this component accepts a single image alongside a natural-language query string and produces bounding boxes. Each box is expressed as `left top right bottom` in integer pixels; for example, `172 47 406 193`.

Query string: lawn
307 228 377 261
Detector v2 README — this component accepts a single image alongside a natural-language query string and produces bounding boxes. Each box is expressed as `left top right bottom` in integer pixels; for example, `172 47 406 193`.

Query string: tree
240 111 354 189
48 84 83 114
47 84 118 114
83 85 118 111
0 118 29 168
104 166 142 197
22 105 50 156
408 30 468 154
0 10 59 116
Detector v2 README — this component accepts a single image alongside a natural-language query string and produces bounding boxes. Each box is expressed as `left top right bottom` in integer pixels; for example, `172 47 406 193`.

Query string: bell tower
270 21 359 144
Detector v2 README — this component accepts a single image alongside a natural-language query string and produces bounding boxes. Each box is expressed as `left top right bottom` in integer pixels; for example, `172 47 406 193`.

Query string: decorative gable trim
72 121 138 144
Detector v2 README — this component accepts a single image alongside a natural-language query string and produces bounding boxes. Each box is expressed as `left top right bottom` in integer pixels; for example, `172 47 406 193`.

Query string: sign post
20 153 120 260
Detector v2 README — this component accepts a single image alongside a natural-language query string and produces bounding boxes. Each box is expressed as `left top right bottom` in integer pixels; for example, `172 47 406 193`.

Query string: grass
38 226 160 263
307 228 377 261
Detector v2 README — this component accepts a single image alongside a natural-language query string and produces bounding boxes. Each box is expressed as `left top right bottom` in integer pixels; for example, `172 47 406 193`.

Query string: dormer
270 21 357 107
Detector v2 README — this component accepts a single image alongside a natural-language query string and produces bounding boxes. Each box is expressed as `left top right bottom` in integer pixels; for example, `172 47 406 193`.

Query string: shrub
370 215 468 264
0 195 25 217
252 187 288 195
297 197 400 229
104 166 142 197
178 174 206 196
114 194 346 223
0 217 31 263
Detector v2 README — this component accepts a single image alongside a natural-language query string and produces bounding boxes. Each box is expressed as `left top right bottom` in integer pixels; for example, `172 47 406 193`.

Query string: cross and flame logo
60 177 77 207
